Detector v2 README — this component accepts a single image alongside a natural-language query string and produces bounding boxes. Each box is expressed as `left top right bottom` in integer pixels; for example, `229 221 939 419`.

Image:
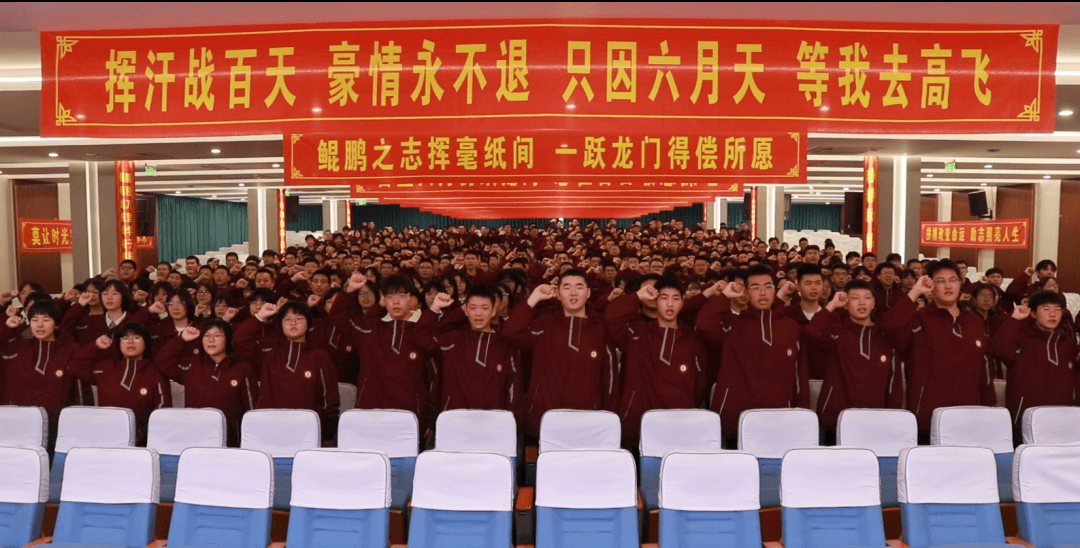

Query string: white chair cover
174 447 274 509
240 409 320 458
659 451 759 512
0 406 47 448
435 409 517 458
338 383 358 411
930 406 1013 453
897 446 999 504
0 446 49 503
639 409 722 458
147 408 227 456
536 450 636 510
1013 444 1080 503
61 447 160 504
781 448 880 508
539 410 620 453
290 449 391 510
738 409 819 459
411 451 513 512
337 409 419 458
837 409 918 457
55 406 136 453
1022 406 1080 445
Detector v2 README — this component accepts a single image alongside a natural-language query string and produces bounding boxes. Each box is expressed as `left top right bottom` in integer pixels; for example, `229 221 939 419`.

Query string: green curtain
287 204 323 232
157 195 249 262
726 203 841 231
351 203 706 231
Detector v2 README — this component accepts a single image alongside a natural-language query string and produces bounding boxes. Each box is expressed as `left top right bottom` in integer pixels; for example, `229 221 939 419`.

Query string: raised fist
430 292 454 312
347 272 367 292
5 315 22 328
222 307 239 322
528 284 556 306
722 282 745 300
180 325 201 342
257 303 278 321
148 301 166 315
827 291 849 312
78 292 93 307
95 334 113 349
1013 304 1031 320
607 287 625 302
637 284 659 302
306 294 321 308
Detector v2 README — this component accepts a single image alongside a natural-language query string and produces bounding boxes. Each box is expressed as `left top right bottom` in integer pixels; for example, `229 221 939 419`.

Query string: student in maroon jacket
424 285 523 417
149 288 199 354
871 262 903 316
1006 261 1057 305
501 269 618 438
880 260 996 438
61 279 153 346
330 273 442 425
992 290 1080 439
782 264 831 380
157 320 257 446
69 322 170 445
0 302 81 450
606 277 708 445
805 280 903 438
235 300 340 440
697 264 811 442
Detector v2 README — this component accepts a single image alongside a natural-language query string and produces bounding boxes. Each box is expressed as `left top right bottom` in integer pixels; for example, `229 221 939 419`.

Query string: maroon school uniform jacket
426 327 523 417
156 337 258 446
329 292 438 419
783 303 832 380
234 318 340 437
501 301 617 437
697 295 811 437
68 343 171 444
872 282 903 315
803 310 903 430
606 294 708 443
991 316 1080 429
0 326 81 446
880 296 996 433
60 305 153 345
149 316 201 354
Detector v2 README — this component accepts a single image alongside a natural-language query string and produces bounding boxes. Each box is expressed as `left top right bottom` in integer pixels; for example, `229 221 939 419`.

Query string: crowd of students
0 218 1073 450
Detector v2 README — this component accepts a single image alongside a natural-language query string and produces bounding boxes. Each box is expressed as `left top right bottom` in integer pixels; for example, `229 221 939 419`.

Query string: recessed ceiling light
981 183 988 186
272 163 280 168
934 188 941 192
793 195 800 199
210 148 221 154
927 174 934 178
238 183 246 187
843 187 850 191
174 190 181 194
984 164 993 168
48 152 58 157
211 195 217 198
825 201 831 205
1044 175 1052 179
1061 109 1074 116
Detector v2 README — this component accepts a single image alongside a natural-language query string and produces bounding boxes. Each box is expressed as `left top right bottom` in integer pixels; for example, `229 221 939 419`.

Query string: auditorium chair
145 408 227 503
240 409 321 510
403 451 514 548
779 448 887 548
930 406 1015 502
434 409 518 467
837 409 918 507
153 447 273 548
49 406 136 502
534 449 639 548
1021 406 1080 445
337 409 419 510
526 409 621 486
0 446 49 548
897 446 1011 548
279 449 392 548
654 451 762 548
44 447 159 548
0 406 47 448
337 383 357 413
638 409 722 511
738 409 819 508
1012 444 1080 548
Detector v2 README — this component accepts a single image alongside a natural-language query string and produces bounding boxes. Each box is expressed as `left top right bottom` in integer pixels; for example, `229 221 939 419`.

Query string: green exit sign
945 162 956 172
144 166 157 176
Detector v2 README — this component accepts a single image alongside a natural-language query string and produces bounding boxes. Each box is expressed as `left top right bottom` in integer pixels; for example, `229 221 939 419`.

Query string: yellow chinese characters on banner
114 161 137 262
920 218 1029 249
19 219 73 253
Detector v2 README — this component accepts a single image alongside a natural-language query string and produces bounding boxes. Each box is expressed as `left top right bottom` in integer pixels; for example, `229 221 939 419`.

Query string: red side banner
920 218 1029 249
19 219 73 253
41 19 1056 136
136 236 155 249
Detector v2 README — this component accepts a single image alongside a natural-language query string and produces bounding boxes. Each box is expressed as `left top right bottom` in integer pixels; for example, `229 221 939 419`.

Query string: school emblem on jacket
140 388 148 395
975 340 983 348
55 370 63 377
409 352 418 360
497 364 503 372
786 349 793 357
304 371 312 378
590 351 597 358
679 365 687 372
881 355 888 362
231 380 239 387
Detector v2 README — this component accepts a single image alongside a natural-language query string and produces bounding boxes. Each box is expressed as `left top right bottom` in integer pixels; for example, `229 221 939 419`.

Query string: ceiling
2 3 1080 206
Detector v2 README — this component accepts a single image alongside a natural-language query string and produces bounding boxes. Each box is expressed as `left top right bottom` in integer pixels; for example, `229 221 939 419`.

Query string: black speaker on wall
742 191 752 221
285 195 300 222
968 191 990 218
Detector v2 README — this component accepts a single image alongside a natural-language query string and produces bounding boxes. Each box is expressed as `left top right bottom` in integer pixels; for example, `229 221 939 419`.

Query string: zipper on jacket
915 387 925 415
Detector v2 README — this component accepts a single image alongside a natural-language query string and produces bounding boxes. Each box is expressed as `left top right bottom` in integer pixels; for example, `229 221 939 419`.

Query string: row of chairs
4 404 1078 514
5 440 1079 548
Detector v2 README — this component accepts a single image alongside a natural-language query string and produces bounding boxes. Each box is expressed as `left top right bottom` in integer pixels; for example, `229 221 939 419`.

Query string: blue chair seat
0 501 45 548
52 502 156 548
159 455 180 504
166 502 272 548
658 508 760 548
640 456 661 511
286 507 389 548
389 457 416 510
758 458 782 508
272 458 294 511
536 507 637 548
924 544 1013 548
408 508 511 547
994 453 1013 503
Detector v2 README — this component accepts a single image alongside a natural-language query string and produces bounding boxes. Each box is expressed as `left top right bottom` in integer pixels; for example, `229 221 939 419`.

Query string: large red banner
289 129 802 189
19 219 73 253
920 218 1029 249
41 19 1056 137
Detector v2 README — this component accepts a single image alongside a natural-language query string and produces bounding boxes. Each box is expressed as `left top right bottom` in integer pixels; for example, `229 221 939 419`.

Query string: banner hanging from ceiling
288 129 802 192
18 219 73 253
41 19 1057 137
919 218 1029 249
